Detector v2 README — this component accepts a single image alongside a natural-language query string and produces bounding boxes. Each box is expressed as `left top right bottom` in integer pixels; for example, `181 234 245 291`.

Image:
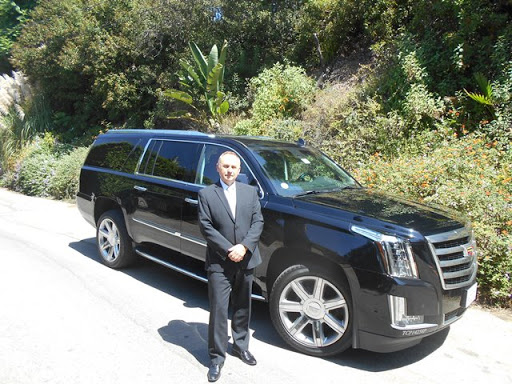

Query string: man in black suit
198 151 264 382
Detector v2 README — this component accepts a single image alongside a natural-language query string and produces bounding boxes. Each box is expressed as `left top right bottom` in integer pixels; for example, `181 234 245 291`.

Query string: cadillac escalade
76 129 478 356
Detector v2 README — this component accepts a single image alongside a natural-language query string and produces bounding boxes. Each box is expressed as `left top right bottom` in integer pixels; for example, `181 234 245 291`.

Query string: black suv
77 129 478 356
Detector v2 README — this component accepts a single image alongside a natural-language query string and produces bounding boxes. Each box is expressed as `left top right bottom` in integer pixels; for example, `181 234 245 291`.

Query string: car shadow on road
327 327 451 371
69 238 450 372
69 238 210 311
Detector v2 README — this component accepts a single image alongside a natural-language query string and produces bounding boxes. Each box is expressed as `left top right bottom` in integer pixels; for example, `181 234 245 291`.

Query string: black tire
96 210 135 269
269 264 353 357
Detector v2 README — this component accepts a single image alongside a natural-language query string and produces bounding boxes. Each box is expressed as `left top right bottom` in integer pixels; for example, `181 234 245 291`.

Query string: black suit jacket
198 181 264 272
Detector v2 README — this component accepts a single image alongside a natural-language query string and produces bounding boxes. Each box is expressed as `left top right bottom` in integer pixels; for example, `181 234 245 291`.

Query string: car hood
294 188 466 235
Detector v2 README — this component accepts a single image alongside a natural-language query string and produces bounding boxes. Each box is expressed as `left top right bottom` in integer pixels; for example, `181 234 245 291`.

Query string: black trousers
207 268 253 365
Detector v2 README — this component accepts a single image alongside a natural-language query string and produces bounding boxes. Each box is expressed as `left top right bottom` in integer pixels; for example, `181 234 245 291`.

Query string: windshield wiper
339 185 359 190
293 190 321 197
293 185 359 198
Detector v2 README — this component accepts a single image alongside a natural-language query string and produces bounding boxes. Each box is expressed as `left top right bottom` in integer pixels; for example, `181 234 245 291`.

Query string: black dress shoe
207 363 223 382
232 349 257 366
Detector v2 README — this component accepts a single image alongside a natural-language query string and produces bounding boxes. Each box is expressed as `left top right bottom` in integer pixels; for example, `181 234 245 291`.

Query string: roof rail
106 129 213 137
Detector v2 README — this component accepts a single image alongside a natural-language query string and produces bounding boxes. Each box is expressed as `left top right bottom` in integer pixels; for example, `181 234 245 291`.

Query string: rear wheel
269 264 352 356
96 210 135 268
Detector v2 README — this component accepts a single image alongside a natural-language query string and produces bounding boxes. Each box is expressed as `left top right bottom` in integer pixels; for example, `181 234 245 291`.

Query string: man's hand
227 244 247 262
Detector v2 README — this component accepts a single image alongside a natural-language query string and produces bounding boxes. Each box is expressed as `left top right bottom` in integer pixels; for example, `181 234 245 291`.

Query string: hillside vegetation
0 0 510 306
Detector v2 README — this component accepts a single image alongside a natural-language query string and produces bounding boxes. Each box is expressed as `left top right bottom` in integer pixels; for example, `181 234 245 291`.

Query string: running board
135 249 265 301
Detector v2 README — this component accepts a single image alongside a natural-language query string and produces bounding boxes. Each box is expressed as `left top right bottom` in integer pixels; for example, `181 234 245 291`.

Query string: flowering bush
353 132 512 306
15 150 59 197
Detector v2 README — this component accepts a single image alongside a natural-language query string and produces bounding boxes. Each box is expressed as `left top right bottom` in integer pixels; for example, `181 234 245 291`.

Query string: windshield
248 143 359 197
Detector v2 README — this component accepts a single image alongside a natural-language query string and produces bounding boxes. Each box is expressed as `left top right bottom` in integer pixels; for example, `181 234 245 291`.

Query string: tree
0 0 37 73
10 0 226 138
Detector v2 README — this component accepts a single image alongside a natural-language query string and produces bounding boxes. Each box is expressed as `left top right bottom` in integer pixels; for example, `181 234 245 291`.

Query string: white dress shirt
220 180 236 219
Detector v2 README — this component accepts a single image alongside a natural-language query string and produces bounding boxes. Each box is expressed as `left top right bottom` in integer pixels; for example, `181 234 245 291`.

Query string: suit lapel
235 183 249 221
214 182 235 223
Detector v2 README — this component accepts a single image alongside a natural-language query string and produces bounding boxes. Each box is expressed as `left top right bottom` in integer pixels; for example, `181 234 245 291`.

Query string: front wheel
269 264 352 356
96 210 135 269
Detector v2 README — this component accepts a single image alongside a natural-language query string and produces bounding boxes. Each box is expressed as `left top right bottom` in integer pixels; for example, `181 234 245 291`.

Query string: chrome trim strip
435 246 465 256
136 249 208 282
132 217 181 238
390 323 438 331
132 217 207 247
135 249 265 301
180 234 207 247
425 226 471 243
443 266 476 280
440 254 474 267
444 314 462 326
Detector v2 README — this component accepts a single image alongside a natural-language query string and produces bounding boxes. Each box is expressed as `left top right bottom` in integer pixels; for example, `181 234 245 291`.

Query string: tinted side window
85 137 141 172
141 140 201 183
196 144 256 186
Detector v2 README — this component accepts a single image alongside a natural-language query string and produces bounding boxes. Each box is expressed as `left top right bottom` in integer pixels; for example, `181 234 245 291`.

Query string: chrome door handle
134 185 147 192
185 197 198 205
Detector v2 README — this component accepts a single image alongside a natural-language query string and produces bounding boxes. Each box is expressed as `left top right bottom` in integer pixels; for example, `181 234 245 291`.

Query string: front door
180 144 260 260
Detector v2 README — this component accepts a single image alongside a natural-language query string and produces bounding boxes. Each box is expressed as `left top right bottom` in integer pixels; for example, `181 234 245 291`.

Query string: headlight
352 225 419 278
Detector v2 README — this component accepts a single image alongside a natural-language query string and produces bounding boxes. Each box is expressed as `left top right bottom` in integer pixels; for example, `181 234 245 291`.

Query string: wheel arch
94 197 122 225
265 247 353 298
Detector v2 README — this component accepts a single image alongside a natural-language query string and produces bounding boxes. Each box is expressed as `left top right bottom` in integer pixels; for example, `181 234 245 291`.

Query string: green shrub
48 146 89 200
234 62 316 137
15 150 59 197
301 83 412 169
3 132 86 199
353 132 512 307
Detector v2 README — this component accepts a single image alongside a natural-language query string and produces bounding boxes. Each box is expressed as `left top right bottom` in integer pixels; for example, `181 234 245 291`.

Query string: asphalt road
0 187 511 384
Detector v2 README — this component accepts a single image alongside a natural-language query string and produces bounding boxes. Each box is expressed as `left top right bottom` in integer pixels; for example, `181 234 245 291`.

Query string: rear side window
85 137 142 173
139 140 201 183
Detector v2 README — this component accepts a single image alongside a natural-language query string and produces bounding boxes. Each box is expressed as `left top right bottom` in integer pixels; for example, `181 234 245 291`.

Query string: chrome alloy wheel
98 218 121 262
278 276 349 348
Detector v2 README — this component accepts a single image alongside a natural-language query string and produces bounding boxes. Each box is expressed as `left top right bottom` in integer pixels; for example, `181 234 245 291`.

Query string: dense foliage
0 133 84 200
0 0 511 306
0 0 37 73
235 62 316 140
353 130 512 306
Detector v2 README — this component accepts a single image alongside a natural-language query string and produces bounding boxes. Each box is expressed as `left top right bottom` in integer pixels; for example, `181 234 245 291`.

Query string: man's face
217 153 241 186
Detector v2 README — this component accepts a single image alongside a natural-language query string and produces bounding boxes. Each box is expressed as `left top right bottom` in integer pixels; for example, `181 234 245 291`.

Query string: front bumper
351 268 476 353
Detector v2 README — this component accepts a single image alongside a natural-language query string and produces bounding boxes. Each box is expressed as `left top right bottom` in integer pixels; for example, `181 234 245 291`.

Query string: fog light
389 295 425 328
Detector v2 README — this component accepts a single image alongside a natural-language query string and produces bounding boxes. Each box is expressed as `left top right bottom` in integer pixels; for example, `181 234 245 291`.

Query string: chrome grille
425 227 478 290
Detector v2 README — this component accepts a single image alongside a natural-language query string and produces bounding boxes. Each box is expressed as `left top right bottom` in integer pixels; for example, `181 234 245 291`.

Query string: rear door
129 139 201 252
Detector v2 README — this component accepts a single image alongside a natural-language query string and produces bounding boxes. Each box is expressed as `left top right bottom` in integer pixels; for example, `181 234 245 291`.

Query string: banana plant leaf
179 60 203 89
218 40 228 85
207 44 219 77
219 100 229 115
206 63 223 96
162 89 193 105
189 42 208 81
